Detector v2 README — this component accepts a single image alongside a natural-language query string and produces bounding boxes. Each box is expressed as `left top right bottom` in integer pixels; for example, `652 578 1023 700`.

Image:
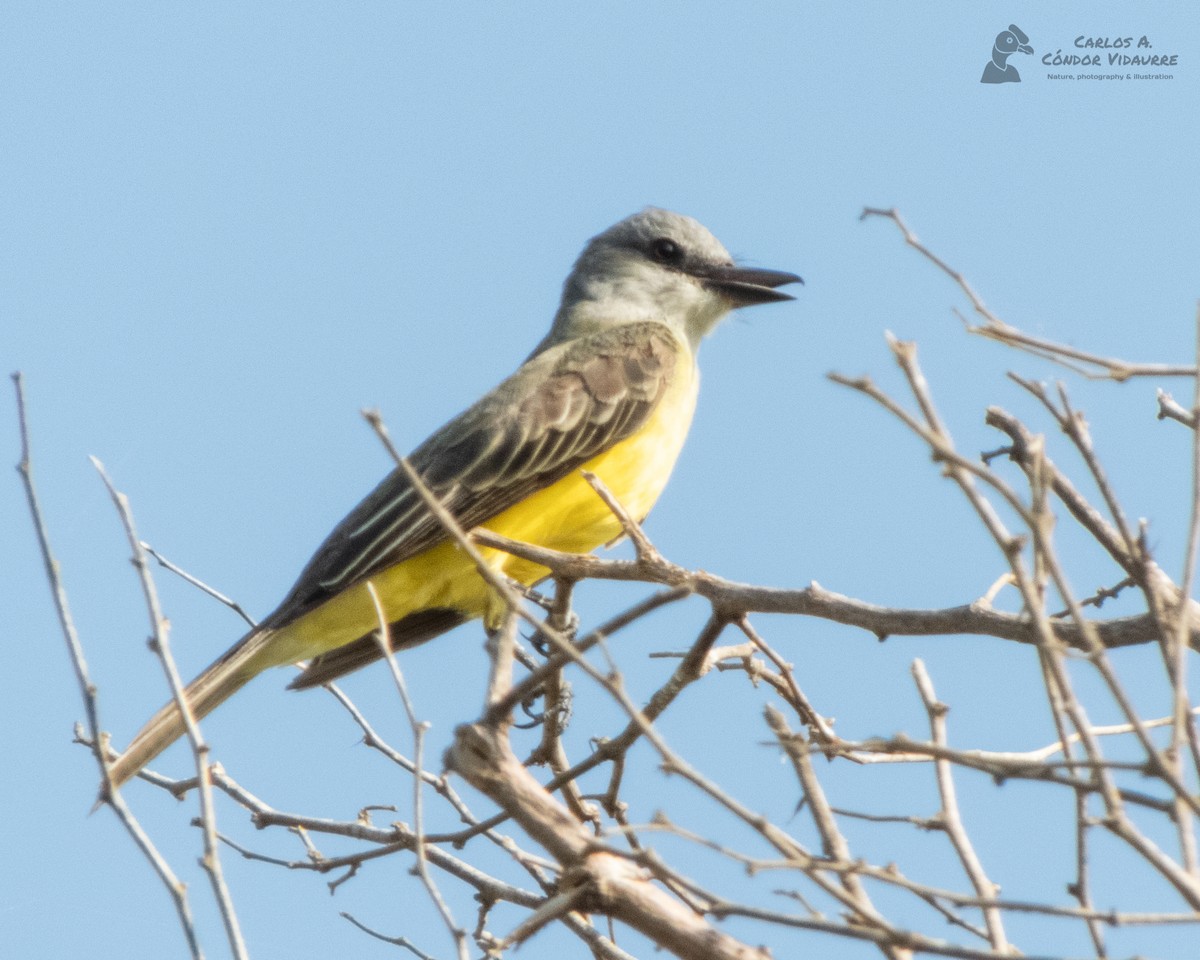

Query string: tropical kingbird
107 208 801 789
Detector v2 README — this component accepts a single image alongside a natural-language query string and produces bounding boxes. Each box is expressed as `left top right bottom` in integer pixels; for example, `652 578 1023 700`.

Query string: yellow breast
478 349 698 587
269 339 699 661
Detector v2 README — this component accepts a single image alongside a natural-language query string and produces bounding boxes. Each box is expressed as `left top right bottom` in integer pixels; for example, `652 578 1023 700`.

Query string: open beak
703 264 804 307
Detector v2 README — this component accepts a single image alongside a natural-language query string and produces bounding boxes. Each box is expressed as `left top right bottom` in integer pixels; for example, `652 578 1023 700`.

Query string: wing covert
267 322 680 627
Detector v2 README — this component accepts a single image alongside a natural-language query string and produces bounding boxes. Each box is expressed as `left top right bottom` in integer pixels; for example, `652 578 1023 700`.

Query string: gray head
547 208 801 349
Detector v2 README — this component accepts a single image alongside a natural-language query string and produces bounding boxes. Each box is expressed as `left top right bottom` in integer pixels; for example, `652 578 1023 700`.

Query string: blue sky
5 4 1199 958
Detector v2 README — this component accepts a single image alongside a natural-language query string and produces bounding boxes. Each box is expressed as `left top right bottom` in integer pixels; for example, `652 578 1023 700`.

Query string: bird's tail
104 625 279 792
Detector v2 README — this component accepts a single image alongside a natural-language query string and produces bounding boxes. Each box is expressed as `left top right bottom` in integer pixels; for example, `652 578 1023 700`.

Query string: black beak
702 264 804 307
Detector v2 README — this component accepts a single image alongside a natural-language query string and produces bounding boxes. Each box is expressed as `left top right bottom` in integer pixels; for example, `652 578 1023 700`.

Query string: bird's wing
267 321 680 629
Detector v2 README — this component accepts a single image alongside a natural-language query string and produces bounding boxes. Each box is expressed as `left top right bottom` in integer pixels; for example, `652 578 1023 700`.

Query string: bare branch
860 207 1197 380
365 581 469 960
12 372 205 959
446 723 772 960
912 661 1008 953
91 457 247 960
1158 388 1197 429
473 527 1182 650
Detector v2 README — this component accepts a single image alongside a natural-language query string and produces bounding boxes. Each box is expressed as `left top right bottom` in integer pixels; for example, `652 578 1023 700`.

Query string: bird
106 208 802 790
980 24 1033 84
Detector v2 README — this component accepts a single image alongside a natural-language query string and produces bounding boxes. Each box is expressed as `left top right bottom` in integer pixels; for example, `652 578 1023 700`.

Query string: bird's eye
650 237 683 264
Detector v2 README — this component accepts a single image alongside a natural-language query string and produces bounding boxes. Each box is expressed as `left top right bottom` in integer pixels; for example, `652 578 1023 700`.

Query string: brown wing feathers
286 323 678 686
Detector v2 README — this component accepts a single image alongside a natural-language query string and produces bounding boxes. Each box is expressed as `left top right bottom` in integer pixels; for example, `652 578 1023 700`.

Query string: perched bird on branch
107 208 801 790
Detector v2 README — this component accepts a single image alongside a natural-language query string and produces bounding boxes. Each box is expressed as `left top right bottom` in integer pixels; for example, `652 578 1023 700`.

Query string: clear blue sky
5 4 1198 958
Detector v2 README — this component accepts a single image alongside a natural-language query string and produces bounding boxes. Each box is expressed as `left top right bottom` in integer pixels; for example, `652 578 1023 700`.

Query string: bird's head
550 208 801 348
994 25 1032 57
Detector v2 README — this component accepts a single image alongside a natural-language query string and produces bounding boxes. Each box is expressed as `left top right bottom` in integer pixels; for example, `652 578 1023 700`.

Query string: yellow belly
269 352 699 664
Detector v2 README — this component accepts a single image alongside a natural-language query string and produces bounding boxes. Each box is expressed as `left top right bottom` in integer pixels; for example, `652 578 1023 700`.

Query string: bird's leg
519 582 596 827
519 578 581 657
515 578 579 733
